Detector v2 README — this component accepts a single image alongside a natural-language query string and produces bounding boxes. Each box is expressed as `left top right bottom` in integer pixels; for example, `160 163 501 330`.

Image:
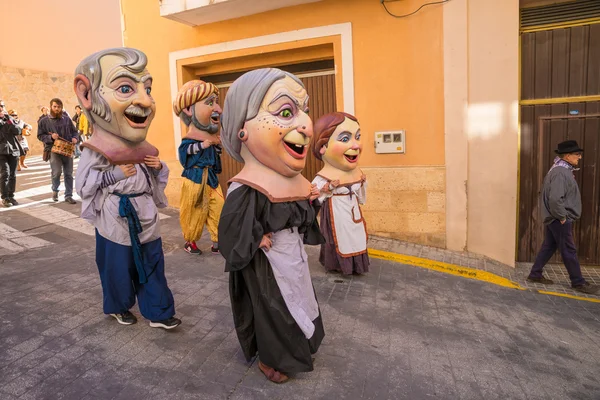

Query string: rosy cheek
331 142 347 154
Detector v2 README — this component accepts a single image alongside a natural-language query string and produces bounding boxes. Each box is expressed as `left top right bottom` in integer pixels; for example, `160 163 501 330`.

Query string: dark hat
555 140 583 154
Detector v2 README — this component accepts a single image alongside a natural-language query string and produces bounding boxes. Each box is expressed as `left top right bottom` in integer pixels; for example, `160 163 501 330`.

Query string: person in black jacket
37 98 79 204
0 100 25 207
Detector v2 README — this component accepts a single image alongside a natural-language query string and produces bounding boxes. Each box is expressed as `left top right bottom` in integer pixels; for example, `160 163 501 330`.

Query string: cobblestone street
0 157 599 399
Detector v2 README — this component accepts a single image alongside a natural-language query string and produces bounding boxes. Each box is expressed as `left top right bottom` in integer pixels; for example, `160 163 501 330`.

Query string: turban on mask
173 80 218 116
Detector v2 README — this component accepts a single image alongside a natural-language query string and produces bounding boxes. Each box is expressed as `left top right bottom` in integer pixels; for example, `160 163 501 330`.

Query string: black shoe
52 192 58 202
184 241 202 255
211 246 220 255
2 198 11 208
64 197 76 204
109 311 138 325
572 282 599 294
8 198 18 206
149 317 182 330
527 276 554 285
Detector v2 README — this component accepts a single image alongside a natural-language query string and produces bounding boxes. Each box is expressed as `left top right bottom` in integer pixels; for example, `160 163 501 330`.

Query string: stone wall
361 166 446 248
0 66 79 156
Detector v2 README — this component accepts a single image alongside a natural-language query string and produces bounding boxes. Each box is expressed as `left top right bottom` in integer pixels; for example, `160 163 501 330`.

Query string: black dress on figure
218 183 325 373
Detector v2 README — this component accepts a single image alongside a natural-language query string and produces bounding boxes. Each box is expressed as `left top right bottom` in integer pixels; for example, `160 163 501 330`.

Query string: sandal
258 361 289 384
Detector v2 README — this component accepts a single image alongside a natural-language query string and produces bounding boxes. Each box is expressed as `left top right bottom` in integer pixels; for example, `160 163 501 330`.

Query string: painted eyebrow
109 71 153 84
204 94 217 103
268 93 301 108
302 96 309 110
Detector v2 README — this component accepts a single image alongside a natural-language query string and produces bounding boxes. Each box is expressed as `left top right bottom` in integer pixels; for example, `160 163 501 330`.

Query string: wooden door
518 22 600 264
216 72 337 194
518 102 600 264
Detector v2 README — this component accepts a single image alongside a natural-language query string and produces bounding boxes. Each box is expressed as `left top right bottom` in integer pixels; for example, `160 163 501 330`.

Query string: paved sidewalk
369 236 600 301
0 157 599 399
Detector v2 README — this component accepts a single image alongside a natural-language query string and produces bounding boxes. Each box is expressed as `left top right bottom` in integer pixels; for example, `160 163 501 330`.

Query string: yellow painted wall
120 0 444 168
0 0 122 74
121 0 446 247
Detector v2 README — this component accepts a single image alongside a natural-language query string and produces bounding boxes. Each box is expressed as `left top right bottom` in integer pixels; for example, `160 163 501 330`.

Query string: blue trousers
529 220 586 286
50 152 73 198
95 230 175 321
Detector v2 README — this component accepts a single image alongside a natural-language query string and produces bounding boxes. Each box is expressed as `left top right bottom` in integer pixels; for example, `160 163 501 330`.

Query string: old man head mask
74 47 158 164
174 80 221 141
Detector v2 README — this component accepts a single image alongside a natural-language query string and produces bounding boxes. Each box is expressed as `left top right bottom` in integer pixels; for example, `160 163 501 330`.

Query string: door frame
168 23 355 158
536 113 600 185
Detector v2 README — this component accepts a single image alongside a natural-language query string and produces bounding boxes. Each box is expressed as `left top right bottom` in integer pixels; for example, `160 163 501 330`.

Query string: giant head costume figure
174 80 221 141
74 47 158 164
221 68 314 199
313 112 364 183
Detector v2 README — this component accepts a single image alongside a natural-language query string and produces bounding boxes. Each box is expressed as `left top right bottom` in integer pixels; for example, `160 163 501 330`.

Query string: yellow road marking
368 248 600 303
537 290 600 304
368 249 523 290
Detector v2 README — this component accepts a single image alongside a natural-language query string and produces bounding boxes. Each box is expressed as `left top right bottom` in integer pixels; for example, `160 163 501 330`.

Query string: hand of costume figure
329 179 340 190
259 233 273 251
71 138 78 144
203 140 217 148
119 164 137 177
144 155 163 170
51 133 59 140
309 183 320 201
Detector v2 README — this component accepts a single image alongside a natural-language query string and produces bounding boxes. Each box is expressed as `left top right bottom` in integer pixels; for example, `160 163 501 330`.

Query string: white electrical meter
375 130 405 154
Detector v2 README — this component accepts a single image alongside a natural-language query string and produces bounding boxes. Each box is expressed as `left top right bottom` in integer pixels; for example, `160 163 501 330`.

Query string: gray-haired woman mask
218 68 325 384
220 67 313 179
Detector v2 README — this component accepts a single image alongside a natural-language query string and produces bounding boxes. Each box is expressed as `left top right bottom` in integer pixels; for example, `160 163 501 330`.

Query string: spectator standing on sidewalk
8 110 32 171
0 100 25 207
527 140 598 294
78 109 91 142
72 105 83 158
37 98 79 204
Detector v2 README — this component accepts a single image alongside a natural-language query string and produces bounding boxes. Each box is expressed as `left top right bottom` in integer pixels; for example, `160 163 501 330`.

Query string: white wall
466 0 520 266
444 0 520 266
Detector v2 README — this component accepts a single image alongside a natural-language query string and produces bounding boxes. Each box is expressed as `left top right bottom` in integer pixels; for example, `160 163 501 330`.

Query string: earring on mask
239 130 246 139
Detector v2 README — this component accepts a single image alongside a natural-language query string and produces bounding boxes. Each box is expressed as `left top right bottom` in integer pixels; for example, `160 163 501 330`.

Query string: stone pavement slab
0 158 599 399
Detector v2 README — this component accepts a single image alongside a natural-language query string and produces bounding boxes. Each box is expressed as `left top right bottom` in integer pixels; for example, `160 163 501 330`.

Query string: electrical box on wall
375 130 405 154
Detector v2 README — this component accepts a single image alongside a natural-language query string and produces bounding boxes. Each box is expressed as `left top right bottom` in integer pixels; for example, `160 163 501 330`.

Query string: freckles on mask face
243 76 312 177
322 118 362 171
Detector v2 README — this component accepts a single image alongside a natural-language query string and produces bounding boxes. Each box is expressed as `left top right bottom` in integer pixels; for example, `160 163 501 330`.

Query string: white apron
262 227 319 339
329 185 368 256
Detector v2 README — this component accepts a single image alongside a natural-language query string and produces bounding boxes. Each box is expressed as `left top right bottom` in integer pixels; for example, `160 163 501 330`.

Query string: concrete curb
368 248 600 304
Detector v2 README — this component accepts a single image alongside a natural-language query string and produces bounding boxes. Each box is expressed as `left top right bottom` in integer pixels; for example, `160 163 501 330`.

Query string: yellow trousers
179 179 224 243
